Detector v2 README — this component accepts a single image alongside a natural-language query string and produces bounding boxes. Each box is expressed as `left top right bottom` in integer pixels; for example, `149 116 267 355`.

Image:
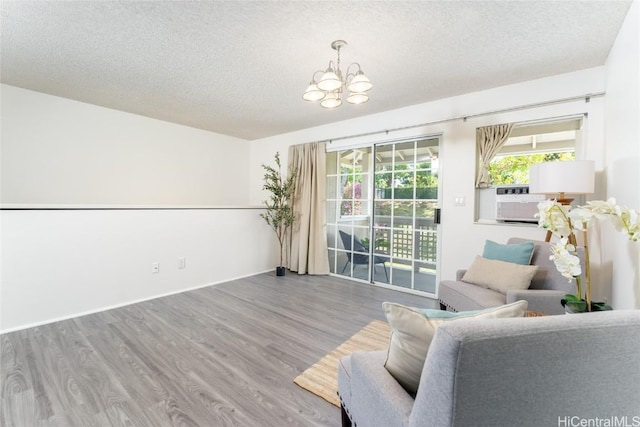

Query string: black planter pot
276 266 286 277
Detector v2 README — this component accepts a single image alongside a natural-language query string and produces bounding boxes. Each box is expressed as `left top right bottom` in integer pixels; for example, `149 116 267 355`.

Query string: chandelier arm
345 63 363 80
311 70 325 81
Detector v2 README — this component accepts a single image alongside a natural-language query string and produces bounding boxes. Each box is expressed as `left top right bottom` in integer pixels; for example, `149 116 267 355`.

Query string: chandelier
302 40 372 109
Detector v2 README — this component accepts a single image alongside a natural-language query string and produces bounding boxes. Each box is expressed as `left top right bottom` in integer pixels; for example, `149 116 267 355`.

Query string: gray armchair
438 237 580 315
338 310 640 427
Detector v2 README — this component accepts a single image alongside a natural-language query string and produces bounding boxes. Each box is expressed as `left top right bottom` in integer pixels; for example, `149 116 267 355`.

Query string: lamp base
556 197 574 205
555 192 573 206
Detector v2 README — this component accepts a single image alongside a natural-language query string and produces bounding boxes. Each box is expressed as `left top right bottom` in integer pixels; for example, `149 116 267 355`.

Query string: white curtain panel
287 142 330 275
475 123 514 188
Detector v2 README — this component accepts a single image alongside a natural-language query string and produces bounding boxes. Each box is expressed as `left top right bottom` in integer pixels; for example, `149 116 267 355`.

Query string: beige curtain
475 123 514 188
287 142 330 275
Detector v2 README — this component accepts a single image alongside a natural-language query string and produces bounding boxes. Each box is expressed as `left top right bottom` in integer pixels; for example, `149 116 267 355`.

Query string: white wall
603 0 640 309
1 85 249 206
0 86 278 333
250 67 611 302
0 209 275 332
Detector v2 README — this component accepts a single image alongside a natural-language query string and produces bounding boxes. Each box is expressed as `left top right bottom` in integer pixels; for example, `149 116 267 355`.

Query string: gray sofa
338 310 640 427
438 237 579 315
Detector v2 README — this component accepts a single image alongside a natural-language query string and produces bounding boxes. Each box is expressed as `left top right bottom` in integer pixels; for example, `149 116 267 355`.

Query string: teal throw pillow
413 308 481 318
483 240 534 265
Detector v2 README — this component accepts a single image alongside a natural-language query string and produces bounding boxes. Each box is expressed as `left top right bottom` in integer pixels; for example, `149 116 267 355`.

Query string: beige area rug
293 320 391 407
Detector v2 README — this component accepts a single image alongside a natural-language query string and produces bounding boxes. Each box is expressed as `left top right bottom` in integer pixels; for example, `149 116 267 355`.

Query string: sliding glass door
326 147 375 282
372 138 440 293
326 136 441 295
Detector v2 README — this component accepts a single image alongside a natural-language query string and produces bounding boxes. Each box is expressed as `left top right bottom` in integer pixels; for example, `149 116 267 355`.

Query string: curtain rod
322 92 604 145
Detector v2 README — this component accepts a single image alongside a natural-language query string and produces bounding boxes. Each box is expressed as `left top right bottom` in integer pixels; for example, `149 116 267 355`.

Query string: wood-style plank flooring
1 273 436 426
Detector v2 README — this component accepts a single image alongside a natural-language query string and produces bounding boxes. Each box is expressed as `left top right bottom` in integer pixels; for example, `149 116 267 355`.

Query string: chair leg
383 263 389 281
341 260 350 274
341 404 352 427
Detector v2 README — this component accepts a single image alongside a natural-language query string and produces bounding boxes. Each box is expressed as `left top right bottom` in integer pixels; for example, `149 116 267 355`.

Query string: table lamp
529 160 595 205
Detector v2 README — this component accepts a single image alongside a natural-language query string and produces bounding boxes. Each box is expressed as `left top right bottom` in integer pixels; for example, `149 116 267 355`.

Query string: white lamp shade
317 70 342 91
347 72 372 93
529 160 595 195
346 92 369 104
320 92 342 108
302 83 325 101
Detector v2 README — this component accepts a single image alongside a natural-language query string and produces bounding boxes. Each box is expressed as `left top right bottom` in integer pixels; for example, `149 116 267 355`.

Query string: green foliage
488 152 575 185
561 294 612 313
260 152 297 267
561 294 588 313
377 187 438 200
374 163 438 190
374 200 435 218
360 237 390 250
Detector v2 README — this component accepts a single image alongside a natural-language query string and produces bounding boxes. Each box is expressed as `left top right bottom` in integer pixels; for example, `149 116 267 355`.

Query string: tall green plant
260 152 297 268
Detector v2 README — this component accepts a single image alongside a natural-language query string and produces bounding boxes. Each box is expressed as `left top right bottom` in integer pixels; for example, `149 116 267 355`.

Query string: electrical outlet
178 257 186 269
152 262 159 274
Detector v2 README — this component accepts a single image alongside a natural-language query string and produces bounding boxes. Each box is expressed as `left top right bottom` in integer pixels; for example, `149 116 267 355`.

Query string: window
329 148 371 218
475 116 584 222
487 117 581 186
489 118 582 186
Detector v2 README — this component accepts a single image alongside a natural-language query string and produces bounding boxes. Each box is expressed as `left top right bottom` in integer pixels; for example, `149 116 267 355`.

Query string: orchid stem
583 228 591 312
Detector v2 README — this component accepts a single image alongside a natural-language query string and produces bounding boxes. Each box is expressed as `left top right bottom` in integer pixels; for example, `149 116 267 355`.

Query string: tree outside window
488 151 575 186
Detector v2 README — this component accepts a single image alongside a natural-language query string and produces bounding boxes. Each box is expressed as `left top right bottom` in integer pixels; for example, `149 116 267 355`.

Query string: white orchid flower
536 200 572 236
536 194 639 304
549 238 582 281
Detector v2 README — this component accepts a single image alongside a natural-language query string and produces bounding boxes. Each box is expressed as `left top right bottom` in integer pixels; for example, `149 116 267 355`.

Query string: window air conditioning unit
495 186 545 223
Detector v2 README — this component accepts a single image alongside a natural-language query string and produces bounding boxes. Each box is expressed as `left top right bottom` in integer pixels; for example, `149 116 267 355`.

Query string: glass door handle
434 208 441 224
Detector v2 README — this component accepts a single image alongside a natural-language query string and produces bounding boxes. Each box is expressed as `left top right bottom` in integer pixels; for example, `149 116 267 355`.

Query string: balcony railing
371 216 437 266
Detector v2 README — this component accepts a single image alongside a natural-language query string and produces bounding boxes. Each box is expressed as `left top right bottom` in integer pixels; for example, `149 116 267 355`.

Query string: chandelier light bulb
303 40 372 109
321 92 342 108
346 92 369 105
302 82 325 101
317 68 342 92
347 71 372 93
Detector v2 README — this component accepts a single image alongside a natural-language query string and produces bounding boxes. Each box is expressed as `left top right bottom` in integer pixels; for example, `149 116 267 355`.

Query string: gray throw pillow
382 300 528 394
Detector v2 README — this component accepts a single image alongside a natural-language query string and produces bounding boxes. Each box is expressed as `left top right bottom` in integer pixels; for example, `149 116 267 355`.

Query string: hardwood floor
1 273 436 426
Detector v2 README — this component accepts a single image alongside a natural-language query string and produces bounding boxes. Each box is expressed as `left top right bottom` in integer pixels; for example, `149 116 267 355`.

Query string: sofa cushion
483 239 535 265
462 255 539 294
382 300 528 394
439 280 508 311
508 237 579 292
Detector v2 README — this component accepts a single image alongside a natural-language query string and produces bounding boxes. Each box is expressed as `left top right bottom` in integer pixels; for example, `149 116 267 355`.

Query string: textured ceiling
1 1 632 140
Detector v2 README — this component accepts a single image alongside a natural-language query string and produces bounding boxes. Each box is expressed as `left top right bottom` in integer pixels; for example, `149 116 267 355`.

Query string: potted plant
361 225 390 255
537 198 639 312
260 152 297 276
